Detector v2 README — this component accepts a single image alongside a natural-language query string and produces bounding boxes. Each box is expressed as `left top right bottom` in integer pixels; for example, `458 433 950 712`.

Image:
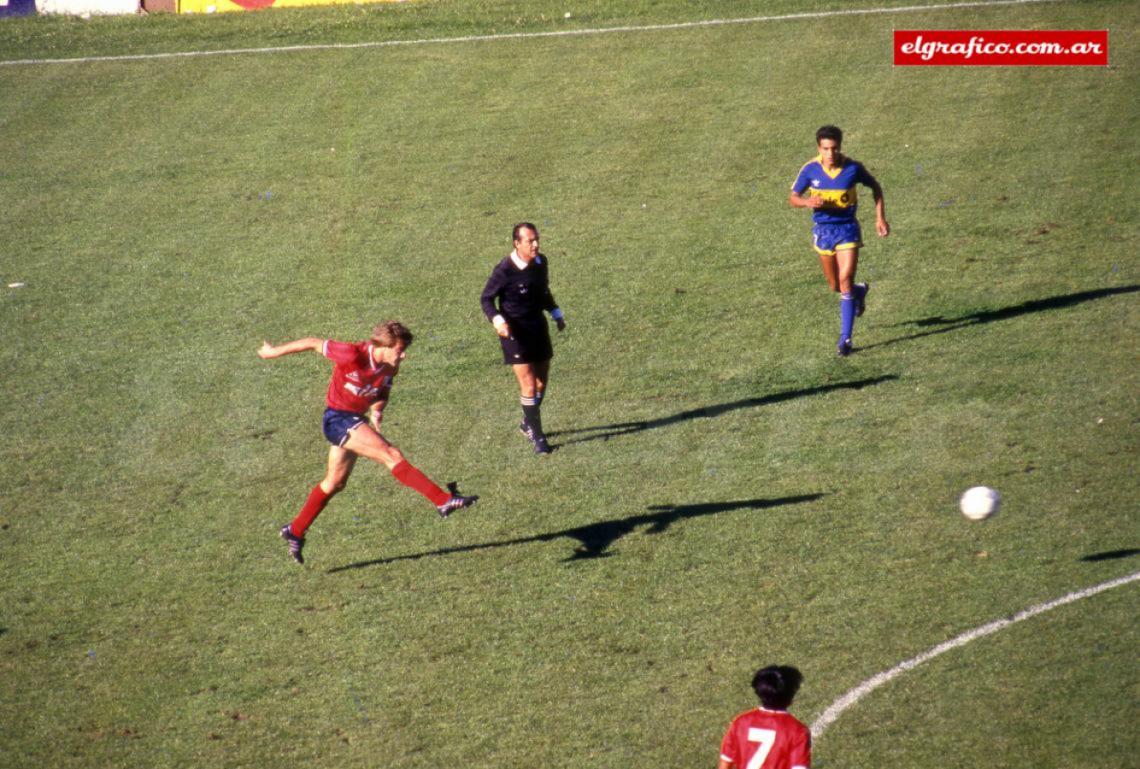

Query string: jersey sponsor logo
809 187 857 207
344 382 381 398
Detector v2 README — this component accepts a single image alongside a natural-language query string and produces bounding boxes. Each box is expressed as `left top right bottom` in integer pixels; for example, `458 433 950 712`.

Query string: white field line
811 569 1140 739
0 0 1063 67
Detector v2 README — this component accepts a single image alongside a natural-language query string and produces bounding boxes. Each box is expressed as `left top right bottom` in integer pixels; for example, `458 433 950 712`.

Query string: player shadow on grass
1080 548 1140 562
545 376 897 447
328 494 824 573
862 285 1139 352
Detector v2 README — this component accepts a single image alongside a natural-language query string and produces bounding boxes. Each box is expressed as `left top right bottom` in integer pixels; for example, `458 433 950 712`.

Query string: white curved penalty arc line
0 0 1062 67
811 569 1140 739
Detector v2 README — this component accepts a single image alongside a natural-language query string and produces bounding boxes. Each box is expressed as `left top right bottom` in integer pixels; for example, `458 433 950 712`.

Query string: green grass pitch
0 1 1137 767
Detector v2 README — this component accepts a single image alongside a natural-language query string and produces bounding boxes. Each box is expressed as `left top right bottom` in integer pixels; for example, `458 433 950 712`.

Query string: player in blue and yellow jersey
790 125 889 356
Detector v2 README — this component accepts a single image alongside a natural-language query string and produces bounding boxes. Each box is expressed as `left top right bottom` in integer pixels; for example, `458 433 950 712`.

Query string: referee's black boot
525 415 552 454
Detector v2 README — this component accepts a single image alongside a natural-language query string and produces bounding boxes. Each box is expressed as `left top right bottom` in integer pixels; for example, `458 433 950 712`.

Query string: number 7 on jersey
745 728 776 769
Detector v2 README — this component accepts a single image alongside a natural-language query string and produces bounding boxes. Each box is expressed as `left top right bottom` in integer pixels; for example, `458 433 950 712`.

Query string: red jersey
719 708 811 769
322 340 396 414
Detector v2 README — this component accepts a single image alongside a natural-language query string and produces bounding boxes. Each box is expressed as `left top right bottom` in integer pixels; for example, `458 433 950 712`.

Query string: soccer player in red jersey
718 666 811 769
258 321 476 564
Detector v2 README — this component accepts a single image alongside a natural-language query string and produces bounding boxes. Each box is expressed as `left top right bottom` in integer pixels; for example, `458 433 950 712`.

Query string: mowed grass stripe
0 0 1062 66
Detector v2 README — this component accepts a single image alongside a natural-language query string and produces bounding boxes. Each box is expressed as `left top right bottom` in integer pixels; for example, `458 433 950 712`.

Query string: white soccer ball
959 486 1000 521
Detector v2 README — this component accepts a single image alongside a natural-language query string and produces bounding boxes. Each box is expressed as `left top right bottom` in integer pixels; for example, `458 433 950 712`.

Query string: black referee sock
521 397 544 438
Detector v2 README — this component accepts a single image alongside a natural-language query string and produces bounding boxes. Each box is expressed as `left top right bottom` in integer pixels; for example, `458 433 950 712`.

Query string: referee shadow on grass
861 285 1139 352
327 494 824 572
545 376 897 447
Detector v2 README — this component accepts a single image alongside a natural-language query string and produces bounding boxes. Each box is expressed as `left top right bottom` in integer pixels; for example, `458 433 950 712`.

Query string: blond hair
370 320 413 348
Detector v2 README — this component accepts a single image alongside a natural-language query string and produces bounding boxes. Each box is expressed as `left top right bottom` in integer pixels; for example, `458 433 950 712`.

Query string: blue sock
839 292 856 342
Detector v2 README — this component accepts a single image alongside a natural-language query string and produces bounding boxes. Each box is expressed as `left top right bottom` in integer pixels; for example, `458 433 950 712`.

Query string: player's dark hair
816 125 843 146
512 222 539 242
371 320 413 348
751 665 803 710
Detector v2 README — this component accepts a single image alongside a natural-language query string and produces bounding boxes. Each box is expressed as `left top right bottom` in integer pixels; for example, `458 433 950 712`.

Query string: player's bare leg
344 424 476 516
320 444 357 493
837 247 869 317
818 252 840 293
343 423 404 470
281 445 357 564
512 362 539 398
532 359 550 398
835 248 859 294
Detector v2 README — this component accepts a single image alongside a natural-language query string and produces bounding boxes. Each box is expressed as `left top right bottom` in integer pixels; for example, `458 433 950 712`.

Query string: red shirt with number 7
719 707 811 769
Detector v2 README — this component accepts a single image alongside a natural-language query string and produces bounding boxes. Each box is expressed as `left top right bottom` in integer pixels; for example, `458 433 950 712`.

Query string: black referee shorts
499 314 553 364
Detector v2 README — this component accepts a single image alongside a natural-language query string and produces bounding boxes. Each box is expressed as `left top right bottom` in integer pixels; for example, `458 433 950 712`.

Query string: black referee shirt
480 254 559 322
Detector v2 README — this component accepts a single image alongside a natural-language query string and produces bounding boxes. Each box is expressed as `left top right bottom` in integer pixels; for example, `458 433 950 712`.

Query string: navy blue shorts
812 221 863 255
322 408 367 447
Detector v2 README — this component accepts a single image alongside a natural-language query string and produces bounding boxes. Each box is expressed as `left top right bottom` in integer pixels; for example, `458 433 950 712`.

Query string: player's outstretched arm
258 337 324 360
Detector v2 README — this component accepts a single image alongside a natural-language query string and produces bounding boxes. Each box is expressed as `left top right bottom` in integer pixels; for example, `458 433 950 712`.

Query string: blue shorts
322 408 367 447
812 221 863 255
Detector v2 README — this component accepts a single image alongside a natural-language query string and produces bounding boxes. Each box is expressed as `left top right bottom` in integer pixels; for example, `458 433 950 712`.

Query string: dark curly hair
751 665 804 710
816 125 843 146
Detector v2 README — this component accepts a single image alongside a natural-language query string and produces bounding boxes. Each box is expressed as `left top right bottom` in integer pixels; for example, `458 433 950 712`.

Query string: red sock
290 484 332 538
390 460 450 506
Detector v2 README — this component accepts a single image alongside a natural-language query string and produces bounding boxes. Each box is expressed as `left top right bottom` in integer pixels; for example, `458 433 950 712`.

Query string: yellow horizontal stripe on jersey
807 186 858 208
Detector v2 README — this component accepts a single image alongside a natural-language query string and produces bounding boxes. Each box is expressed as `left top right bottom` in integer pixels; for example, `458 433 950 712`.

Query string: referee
480 222 565 455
